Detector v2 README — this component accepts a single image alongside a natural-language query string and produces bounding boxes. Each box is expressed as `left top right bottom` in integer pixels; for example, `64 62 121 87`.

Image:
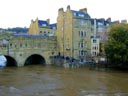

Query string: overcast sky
0 0 127 28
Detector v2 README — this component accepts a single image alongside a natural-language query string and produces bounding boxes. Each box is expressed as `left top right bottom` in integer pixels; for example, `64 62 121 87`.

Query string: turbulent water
0 65 128 96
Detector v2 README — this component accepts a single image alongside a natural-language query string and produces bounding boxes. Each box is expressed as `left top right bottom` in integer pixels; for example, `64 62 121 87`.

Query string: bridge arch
4 55 18 67
24 54 46 66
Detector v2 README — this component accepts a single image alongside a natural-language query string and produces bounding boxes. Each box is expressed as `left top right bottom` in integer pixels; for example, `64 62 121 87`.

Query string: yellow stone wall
29 18 56 36
57 5 91 61
64 6 73 57
57 8 65 55
29 5 92 61
29 18 39 34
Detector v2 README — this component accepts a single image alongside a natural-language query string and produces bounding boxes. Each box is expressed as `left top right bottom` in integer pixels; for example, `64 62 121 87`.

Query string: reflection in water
0 65 128 96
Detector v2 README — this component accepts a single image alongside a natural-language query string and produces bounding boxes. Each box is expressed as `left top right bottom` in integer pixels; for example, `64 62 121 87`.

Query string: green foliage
105 24 128 69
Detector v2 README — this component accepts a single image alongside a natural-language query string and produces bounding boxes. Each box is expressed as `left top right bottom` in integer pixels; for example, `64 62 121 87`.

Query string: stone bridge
0 32 57 67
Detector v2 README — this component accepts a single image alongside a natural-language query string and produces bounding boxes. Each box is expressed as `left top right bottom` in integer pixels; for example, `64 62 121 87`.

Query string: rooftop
38 20 57 29
72 10 91 19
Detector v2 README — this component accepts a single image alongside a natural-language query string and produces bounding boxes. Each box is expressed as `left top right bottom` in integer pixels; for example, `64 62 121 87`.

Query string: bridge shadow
4 55 17 67
24 54 46 66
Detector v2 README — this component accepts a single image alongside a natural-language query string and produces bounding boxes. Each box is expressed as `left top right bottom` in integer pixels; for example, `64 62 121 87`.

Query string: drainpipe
7 40 9 56
94 19 97 37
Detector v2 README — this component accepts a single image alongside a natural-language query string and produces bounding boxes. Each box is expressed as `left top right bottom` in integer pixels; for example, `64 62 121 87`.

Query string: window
10 43 12 48
98 22 103 26
92 46 98 50
80 20 86 26
81 31 84 36
78 14 84 17
79 42 84 48
93 39 97 43
81 42 84 48
73 13 76 16
25 44 27 47
42 24 47 26
97 27 103 32
79 30 86 37
106 23 109 27
44 31 47 36
15 44 17 48
52 27 56 30
92 52 97 56
3 44 6 48
79 50 86 56
20 44 22 47
34 43 38 48
80 59 84 62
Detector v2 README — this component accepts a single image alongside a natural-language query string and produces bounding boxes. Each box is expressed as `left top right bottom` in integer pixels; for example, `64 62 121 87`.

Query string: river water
0 65 128 96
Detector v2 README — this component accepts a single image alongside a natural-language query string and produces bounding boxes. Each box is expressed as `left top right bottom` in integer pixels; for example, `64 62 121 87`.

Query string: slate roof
38 20 49 27
13 33 42 37
49 23 57 29
38 20 57 29
13 33 55 38
91 19 110 26
72 10 91 19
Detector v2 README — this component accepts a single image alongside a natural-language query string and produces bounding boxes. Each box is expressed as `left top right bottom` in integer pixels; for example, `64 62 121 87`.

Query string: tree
105 24 128 69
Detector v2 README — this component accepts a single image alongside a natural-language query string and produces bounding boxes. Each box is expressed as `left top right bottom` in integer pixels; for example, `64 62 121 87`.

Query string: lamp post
7 39 9 55
2 38 10 55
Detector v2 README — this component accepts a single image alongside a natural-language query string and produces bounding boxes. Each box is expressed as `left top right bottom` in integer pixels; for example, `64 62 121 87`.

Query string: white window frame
79 30 86 37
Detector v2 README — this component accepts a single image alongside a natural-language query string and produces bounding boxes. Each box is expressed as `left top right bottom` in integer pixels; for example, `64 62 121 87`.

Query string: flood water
0 65 128 96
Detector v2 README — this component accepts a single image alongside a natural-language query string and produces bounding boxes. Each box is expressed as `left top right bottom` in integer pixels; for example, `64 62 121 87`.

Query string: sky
0 0 127 28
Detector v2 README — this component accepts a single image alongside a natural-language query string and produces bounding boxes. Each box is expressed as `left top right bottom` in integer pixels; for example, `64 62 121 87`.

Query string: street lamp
2 38 10 55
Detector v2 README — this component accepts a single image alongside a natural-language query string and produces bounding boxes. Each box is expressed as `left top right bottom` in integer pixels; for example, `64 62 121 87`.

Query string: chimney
67 5 70 10
46 19 50 24
106 17 111 23
121 19 127 24
31 19 34 23
36 17 38 21
79 8 87 13
59 8 64 12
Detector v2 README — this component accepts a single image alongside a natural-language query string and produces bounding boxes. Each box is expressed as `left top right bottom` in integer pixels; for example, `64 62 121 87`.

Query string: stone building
90 36 100 56
57 5 91 63
0 32 57 66
91 18 110 56
91 18 110 43
29 18 57 36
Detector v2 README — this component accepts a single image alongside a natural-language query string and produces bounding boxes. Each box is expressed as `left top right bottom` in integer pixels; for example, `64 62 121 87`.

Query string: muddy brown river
0 65 128 96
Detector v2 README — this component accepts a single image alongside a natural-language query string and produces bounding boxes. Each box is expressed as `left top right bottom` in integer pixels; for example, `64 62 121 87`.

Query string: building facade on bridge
29 18 57 36
0 32 57 66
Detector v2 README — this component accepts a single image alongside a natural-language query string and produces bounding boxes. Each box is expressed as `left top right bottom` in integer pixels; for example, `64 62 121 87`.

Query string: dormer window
52 27 56 29
98 22 103 26
73 13 76 16
78 14 84 17
106 23 109 27
42 24 47 26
